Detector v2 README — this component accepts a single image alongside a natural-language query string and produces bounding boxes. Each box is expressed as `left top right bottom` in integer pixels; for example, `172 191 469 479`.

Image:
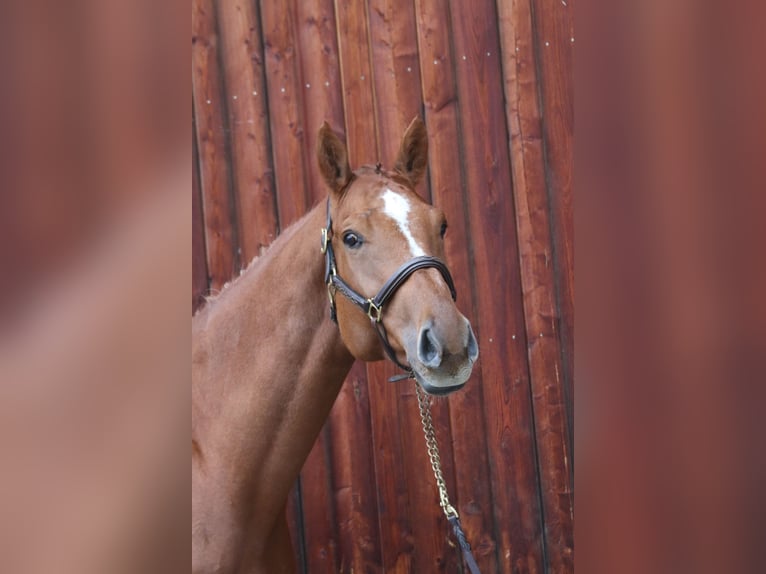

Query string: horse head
317 118 478 395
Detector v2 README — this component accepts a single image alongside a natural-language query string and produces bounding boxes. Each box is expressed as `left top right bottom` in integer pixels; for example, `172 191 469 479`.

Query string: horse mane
194 205 319 318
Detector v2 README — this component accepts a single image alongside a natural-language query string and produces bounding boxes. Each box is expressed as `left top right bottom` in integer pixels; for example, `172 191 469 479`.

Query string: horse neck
193 200 355 523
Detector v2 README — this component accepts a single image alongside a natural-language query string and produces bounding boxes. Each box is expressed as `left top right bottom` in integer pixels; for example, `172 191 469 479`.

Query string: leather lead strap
448 516 482 574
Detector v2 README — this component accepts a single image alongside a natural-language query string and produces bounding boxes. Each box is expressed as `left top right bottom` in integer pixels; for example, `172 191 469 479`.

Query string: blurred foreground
0 0 188 572
577 1 766 572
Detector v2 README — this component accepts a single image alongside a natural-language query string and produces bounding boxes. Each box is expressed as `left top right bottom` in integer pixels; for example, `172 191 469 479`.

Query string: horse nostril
418 327 442 368
466 325 479 362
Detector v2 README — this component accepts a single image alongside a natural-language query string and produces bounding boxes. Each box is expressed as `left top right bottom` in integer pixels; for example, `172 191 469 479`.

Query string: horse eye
440 221 448 238
342 231 362 249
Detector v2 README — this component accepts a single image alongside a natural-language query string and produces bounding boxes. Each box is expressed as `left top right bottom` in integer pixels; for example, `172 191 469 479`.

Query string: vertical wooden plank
192 0 238 290
286 482 308 574
413 0 500 571
215 0 278 263
367 1 463 572
295 0 345 206
367 363 414 574
260 0 310 227
531 0 574 440
367 0 424 174
328 363 383 574
192 109 209 313
498 0 574 571
447 0 546 572
333 0 378 165
299 427 339 573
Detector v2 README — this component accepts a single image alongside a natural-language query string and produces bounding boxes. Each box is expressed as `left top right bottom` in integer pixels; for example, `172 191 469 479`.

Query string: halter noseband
321 198 457 381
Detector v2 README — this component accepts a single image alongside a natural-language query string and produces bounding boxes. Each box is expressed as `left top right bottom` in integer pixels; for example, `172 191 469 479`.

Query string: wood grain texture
328 362 382 573
366 1 462 572
295 0 346 206
448 0 547 571
300 427 340 573
260 0 310 228
215 0 278 263
532 0 574 444
192 0 238 290
192 0 574 571
498 0 574 571
333 0 378 164
286 480 307 574
414 0 500 571
192 110 209 313
368 0 425 177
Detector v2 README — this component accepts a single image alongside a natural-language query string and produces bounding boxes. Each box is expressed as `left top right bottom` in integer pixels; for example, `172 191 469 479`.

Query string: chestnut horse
192 118 478 574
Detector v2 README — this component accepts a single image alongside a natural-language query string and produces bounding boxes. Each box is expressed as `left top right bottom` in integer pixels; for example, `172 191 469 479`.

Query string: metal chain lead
415 382 482 574
415 382 458 519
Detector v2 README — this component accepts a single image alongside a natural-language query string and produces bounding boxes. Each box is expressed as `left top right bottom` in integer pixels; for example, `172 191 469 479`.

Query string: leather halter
321 198 457 380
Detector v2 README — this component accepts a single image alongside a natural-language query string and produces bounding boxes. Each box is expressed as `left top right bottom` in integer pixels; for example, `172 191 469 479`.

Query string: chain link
415 382 459 519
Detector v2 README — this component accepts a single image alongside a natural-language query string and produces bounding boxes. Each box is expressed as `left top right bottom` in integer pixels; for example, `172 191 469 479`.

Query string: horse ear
394 116 428 186
317 121 351 194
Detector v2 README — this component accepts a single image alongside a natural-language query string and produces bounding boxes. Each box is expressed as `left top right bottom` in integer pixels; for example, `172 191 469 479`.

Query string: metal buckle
366 299 382 322
327 283 336 307
320 228 330 254
442 502 459 519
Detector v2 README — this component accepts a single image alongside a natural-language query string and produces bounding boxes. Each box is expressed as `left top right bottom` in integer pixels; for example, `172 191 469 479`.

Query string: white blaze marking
381 189 425 257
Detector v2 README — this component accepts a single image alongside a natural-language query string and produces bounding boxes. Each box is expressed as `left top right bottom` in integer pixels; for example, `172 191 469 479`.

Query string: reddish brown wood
260 0 310 228
327 362 383 573
414 0 500 571
215 0 278 263
295 0 346 206
192 0 238 290
531 0 574 440
368 0 425 179
498 0 574 571
299 427 340 573
448 0 547 572
330 3 385 571
367 1 437 572
333 0 378 165
290 2 351 571
366 2 466 572
192 112 209 313
286 482 307 574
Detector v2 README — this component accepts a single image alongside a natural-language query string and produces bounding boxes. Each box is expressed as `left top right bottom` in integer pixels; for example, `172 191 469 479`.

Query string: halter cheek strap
321 198 457 379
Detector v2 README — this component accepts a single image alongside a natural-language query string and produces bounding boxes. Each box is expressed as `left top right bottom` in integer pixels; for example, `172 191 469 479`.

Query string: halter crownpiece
321 197 457 380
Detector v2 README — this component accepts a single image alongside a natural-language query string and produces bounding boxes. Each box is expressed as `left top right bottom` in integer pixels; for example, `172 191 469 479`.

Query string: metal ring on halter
320 227 330 254
366 299 382 322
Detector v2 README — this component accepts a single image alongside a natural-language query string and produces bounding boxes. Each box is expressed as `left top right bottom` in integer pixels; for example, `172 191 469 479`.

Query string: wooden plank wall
191 0 573 572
